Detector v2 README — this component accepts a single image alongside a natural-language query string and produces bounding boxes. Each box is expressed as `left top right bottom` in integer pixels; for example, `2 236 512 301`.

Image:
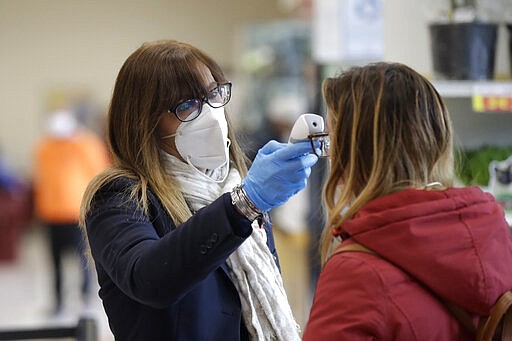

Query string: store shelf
432 80 512 98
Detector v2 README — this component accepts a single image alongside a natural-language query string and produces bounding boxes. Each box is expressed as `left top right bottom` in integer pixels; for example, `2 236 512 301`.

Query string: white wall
0 0 288 177
383 1 431 73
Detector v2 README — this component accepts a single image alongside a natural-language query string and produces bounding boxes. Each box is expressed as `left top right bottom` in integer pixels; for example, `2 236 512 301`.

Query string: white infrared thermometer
288 113 325 143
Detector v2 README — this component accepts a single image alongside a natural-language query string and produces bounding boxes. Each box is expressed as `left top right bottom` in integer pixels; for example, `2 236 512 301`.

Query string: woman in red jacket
303 62 512 340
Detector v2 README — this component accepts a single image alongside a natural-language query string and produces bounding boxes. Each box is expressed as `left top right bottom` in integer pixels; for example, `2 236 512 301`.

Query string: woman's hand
242 140 318 212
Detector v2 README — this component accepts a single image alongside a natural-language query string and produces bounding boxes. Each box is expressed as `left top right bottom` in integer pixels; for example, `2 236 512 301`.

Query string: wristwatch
230 184 263 221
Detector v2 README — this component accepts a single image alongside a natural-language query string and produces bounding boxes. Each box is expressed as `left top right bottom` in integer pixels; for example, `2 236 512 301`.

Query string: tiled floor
0 224 314 340
0 225 113 341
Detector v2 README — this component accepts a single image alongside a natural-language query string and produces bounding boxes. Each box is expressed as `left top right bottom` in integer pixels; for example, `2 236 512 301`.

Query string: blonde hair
80 40 248 232
320 62 454 265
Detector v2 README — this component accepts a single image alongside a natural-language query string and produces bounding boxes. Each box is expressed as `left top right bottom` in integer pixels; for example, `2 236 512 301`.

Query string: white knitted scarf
161 152 301 341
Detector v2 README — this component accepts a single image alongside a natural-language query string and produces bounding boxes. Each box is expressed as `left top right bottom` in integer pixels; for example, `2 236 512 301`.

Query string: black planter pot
429 22 498 80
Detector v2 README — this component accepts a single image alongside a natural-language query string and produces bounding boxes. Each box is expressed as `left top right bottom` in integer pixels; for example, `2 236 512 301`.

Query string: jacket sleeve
86 185 252 309
303 254 389 340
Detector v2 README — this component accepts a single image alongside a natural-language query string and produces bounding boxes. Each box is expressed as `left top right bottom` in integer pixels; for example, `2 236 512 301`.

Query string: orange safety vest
33 130 110 223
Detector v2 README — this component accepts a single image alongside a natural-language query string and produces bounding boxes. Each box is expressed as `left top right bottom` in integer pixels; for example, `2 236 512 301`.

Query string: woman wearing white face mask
80 40 318 341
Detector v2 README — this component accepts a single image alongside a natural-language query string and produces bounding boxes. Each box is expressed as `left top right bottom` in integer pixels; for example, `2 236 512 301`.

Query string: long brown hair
80 40 248 229
320 62 454 265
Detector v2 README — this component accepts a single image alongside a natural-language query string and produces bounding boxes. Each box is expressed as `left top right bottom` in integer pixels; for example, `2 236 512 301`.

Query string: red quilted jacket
304 186 512 341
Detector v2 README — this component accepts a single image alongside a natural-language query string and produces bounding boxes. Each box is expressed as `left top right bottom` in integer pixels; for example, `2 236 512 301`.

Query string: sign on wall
312 0 384 64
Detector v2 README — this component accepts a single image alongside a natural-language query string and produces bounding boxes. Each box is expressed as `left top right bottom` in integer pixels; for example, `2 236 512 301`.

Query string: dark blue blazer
85 177 279 340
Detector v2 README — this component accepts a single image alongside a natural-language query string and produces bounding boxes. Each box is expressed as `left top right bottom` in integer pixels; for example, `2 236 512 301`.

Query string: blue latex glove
242 140 319 212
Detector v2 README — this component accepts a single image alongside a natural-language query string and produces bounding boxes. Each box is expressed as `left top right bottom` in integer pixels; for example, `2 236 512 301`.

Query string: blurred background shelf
433 80 512 99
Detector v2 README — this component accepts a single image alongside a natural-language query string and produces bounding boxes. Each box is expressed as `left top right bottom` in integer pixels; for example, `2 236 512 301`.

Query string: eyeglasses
169 82 232 122
309 132 330 158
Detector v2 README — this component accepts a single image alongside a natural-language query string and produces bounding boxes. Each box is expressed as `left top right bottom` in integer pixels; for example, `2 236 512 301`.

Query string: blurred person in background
0 150 24 194
254 94 322 326
80 39 318 341
303 62 512 340
0 148 32 262
33 106 110 315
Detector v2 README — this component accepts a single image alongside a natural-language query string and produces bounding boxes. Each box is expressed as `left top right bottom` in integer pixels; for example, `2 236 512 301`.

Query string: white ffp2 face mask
162 104 230 170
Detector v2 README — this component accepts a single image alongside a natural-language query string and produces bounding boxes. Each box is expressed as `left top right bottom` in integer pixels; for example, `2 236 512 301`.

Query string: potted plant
426 0 502 80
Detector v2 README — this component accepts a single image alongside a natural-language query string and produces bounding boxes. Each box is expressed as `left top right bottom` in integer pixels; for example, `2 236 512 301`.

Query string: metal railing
0 317 97 341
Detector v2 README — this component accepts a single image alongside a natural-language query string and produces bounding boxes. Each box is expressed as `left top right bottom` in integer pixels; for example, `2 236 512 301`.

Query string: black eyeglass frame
168 82 232 122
